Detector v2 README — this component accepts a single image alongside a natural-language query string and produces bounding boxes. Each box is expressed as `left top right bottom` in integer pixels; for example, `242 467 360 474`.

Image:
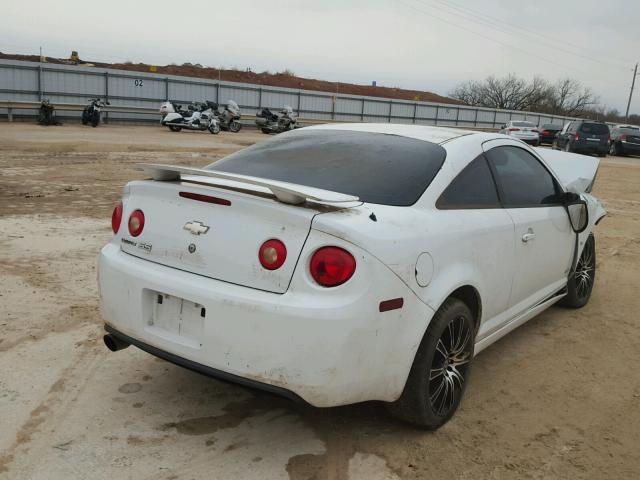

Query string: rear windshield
512 121 535 127
580 123 609 135
541 124 561 129
206 129 447 206
619 127 640 134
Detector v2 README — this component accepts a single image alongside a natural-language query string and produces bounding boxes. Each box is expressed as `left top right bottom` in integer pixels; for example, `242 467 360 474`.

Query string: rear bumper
619 141 640 154
574 140 608 153
98 236 433 407
104 324 305 402
507 132 539 144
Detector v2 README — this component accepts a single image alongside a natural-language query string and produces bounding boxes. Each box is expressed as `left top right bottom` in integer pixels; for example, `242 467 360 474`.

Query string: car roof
305 123 476 145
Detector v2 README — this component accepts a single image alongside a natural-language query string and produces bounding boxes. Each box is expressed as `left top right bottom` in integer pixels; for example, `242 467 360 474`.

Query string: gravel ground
1 123 639 479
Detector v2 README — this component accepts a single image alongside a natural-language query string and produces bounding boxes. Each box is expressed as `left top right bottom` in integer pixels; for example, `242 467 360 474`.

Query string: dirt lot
1 123 639 479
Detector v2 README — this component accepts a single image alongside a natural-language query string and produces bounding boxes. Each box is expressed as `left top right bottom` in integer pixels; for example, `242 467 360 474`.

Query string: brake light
259 239 287 270
575 132 581 141
620 134 626 141
128 209 145 237
111 202 123 234
310 247 356 287
508 128 520 132
179 191 231 206
542 130 550 135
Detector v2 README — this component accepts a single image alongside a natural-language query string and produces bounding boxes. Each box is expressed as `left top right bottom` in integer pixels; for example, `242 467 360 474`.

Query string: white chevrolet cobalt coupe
99 124 605 428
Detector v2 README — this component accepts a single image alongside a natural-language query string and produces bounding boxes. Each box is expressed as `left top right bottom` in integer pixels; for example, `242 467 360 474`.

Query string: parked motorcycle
159 101 191 118
255 105 297 134
161 101 220 134
38 99 61 126
82 98 109 127
216 100 242 132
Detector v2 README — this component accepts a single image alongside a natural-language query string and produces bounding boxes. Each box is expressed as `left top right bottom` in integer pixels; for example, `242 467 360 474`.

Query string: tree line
449 74 638 124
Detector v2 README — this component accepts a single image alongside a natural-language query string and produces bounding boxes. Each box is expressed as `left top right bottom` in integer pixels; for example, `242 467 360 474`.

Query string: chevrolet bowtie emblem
183 221 210 235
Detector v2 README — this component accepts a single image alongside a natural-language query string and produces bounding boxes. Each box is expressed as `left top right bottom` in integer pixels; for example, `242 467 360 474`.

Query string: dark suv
537 123 562 145
553 121 609 156
609 125 640 156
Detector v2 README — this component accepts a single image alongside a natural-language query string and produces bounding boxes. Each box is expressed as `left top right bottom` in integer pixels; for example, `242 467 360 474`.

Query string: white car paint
98 124 605 407
499 120 540 144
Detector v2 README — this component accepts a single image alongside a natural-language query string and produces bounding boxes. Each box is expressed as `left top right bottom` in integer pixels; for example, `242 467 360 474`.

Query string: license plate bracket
148 292 204 348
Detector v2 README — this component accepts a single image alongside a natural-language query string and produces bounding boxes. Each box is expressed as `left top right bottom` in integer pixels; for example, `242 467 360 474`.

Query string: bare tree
450 75 597 116
450 74 549 111
544 78 598 116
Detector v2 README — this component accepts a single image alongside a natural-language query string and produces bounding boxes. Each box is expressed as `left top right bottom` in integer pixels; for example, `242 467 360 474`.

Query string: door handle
522 231 536 243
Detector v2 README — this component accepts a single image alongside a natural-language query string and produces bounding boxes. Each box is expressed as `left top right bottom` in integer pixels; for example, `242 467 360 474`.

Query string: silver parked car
499 121 540 146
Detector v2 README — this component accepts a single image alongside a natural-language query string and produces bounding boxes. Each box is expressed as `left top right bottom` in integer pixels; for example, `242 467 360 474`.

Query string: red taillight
310 247 356 287
542 130 550 135
620 134 626 141
111 202 123 234
259 239 287 270
128 209 145 237
179 191 231 206
575 132 581 141
508 128 520 132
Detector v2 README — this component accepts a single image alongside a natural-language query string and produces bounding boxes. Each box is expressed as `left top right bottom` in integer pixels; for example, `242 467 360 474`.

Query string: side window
486 146 560 207
436 155 500 209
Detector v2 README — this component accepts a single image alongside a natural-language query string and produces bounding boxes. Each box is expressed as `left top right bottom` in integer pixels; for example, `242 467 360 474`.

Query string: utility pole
625 62 638 122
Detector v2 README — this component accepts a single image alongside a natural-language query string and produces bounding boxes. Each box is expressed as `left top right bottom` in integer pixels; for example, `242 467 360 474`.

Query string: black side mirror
566 199 589 233
561 191 580 203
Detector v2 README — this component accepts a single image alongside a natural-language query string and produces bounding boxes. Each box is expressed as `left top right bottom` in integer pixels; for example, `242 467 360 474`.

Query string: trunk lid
119 179 343 294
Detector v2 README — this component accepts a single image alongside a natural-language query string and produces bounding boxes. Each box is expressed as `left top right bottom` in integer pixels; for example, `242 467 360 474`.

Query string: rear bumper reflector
379 298 404 312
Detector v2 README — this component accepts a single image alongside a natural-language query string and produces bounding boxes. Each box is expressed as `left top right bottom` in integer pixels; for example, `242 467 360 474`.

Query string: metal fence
0 58 580 127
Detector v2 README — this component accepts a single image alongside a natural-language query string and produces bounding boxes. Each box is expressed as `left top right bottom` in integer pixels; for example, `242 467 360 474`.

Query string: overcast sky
3 0 639 113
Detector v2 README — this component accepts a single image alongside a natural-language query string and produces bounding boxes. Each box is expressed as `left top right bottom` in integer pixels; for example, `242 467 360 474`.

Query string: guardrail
0 100 156 121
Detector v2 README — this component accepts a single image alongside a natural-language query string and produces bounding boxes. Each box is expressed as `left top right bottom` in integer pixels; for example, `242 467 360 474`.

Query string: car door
435 154 515 330
484 142 574 315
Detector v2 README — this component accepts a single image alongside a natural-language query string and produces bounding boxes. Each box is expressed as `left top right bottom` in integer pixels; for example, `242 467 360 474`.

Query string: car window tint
436 156 500 209
580 123 609 135
486 146 560 207
206 129 446 206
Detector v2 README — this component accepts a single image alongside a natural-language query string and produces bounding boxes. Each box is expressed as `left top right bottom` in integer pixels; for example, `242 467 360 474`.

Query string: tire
229 120 242 133
208 123 220 134
609 142 624 156
388 298 475 428
261 128 271 134
91 111 100 127
168 126 182 132
560 234 596 309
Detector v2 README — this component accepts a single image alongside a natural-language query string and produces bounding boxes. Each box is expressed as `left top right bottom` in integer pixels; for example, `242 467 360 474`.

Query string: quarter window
486 146 560 207
436 156 500 209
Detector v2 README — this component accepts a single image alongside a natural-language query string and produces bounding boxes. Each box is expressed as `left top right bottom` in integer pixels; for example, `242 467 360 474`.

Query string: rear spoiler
135 163 359 205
